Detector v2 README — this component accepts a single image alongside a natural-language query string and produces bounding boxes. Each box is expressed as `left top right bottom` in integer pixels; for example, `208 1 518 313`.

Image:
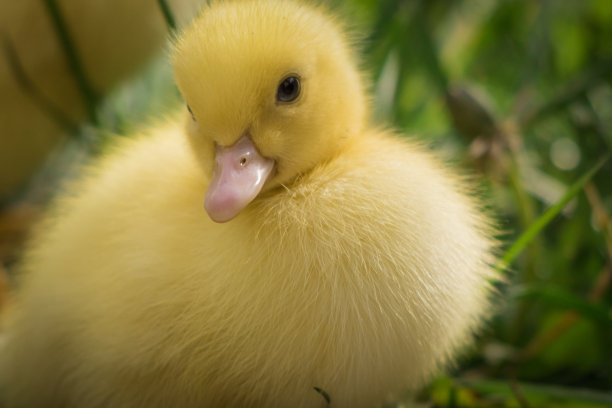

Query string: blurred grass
2 0 612 407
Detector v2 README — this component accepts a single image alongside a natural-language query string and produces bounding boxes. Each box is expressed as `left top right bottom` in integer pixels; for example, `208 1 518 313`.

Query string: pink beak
204 135 275 223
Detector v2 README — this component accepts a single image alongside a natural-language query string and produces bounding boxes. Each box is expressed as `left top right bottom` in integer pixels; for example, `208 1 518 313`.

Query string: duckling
0 1 498 407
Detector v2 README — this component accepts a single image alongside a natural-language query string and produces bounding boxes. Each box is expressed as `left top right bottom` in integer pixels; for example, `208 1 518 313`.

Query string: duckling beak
204 135 275 223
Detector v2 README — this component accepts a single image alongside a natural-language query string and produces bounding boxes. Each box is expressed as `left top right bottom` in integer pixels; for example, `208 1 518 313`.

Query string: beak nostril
205 135 275 222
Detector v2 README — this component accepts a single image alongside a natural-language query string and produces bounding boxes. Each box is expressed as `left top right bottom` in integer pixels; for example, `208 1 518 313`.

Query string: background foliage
1 0 611 407
345 1 612 406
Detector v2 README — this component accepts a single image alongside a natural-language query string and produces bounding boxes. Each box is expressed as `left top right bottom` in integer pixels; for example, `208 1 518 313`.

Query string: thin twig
590 263 612 303
313 387 331 406
509 378 532 408
585 183 612 260
584 183 612 301
519 311 579 361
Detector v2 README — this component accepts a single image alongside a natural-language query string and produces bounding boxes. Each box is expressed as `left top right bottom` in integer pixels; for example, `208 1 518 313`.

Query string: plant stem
157 0 177 31
42 0 98 125
1 33 76 130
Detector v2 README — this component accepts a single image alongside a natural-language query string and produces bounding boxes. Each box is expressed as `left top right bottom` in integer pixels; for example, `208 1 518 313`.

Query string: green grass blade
43 0 98 124
1 33 76 131
457 379 612 405
157 0 177 31
497 156 609 271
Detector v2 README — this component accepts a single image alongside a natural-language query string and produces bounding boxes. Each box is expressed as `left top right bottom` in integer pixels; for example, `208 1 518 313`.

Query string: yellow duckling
0 1 498 407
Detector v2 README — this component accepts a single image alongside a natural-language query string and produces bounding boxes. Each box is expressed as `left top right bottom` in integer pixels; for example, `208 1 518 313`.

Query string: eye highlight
276 76 300 103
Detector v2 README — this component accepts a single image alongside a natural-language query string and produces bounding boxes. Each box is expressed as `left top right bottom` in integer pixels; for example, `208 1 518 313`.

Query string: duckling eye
277 76 300 103
187 105 196 121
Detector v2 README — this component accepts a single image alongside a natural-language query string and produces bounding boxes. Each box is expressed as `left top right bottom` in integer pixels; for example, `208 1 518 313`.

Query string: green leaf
497 156 609 271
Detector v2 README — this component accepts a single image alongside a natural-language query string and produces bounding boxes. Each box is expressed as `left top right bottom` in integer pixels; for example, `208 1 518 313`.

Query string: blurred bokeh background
1 0 611 406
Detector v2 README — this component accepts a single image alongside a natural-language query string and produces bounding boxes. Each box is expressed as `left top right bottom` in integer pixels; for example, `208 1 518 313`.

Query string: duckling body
0 1 497 407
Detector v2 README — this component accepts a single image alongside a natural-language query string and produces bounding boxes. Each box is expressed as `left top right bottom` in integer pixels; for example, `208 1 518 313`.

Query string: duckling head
173 0 367 222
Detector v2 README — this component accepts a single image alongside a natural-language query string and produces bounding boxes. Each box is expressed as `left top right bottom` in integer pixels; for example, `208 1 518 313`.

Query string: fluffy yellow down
0 1 498 407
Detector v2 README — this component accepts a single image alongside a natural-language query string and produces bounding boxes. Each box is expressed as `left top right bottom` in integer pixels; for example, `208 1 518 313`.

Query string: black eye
187 105 196 121
277 76 300 103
